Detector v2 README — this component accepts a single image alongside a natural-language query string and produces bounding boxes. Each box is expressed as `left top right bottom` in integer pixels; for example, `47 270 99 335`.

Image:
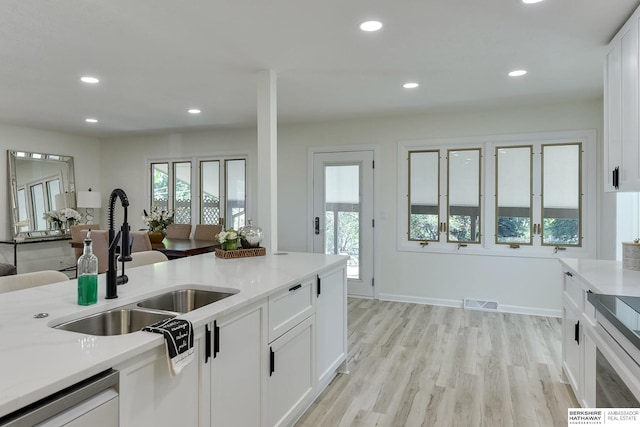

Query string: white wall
0 124 100 272
277 98 612 316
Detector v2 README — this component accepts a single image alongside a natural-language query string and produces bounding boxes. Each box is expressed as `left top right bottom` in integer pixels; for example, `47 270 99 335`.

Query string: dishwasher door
0 369 119 427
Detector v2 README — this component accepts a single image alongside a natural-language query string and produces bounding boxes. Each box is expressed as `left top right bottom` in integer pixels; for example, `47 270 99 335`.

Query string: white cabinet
268 278 314 342
315 268 347 390
116 329 203 427
207 300 267 427
563 301 582 397
561 268 598 408
267 316 315 427
604 5 640 191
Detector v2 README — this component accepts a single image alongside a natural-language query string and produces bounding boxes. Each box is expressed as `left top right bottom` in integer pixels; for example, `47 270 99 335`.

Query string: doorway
311 150 374 297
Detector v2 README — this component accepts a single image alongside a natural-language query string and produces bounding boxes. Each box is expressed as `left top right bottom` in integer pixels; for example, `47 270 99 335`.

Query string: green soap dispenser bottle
77 231 98 305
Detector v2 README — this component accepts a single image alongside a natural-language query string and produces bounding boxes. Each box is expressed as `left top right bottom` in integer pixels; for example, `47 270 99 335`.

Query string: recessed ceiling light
360 21 383 32
508 69 527 77
85 118 98 123
188 109 201 114
80 76 99 84
403 82 419 89
522 0 544 4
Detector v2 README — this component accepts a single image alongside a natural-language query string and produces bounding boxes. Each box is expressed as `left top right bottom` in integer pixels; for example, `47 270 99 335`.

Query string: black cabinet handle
289 284 302 292
213 320 220 358
613 166 620 189
565 272 573 277
270 347 275 376
314 217 320 235
574 321 580 345
205 324 211 363
317 275 321 297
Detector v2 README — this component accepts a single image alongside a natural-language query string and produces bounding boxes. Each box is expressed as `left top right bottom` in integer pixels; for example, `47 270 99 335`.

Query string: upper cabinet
604 5 640 192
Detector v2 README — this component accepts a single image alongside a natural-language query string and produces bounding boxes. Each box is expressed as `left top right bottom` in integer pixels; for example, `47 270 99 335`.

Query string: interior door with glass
312 151 374 298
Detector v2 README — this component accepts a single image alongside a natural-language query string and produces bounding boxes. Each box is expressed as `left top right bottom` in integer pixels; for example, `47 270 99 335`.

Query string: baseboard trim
377 293 561 318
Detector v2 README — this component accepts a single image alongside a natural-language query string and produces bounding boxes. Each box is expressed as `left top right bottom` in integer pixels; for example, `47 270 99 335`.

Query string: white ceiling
0 0 638 137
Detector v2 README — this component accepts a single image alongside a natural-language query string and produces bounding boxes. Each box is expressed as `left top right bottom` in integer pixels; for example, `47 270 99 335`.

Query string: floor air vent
463 298 499 312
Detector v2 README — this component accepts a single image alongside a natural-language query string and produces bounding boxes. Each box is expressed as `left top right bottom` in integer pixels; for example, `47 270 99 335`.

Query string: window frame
397 130 596 259
146 154 250 229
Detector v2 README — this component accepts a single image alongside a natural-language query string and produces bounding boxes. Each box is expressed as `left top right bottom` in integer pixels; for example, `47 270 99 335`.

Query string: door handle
270 347 275 376
213 320 220 358
314 217 320 235
205 324 211 363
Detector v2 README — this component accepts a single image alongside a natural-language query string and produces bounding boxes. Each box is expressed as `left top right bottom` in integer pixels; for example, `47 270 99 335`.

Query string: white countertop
0 251 347 418
560 258 640 296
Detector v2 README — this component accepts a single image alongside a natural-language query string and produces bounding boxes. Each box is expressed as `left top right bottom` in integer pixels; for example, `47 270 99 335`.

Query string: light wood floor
296 298 578 427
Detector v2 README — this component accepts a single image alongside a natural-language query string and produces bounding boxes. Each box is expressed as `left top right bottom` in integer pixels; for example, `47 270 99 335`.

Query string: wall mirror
7 150 76 240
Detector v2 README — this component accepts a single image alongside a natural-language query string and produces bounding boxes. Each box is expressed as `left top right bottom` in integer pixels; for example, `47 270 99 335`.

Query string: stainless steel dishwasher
0 369 118 427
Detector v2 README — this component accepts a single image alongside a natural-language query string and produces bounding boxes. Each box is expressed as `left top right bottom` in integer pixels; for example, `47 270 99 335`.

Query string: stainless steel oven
588 292 640 408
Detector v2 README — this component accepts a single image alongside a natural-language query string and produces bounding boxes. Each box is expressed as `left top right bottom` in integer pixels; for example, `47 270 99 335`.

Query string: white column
257 69 278 252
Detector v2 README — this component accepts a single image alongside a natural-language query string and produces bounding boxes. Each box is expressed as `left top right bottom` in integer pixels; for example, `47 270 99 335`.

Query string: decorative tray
215 247 266 259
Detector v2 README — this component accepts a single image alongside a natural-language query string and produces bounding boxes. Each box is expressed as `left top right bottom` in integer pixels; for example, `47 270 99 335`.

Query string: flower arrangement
216 228 238 250
142 206 174 233
43 208 81 228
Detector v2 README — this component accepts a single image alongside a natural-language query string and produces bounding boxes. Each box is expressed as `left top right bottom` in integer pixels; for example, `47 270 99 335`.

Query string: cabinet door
620 17 640 190
604 38 622 192
117 331 202 427
563 302 582 401
316 268 347 389
211 301 267 427
268 316 315 427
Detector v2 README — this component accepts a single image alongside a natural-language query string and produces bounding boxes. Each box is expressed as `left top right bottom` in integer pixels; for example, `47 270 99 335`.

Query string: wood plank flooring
296 298 578 427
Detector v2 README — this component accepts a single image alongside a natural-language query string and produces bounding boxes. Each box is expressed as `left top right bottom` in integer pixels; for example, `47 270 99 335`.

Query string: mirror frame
7 150 76 241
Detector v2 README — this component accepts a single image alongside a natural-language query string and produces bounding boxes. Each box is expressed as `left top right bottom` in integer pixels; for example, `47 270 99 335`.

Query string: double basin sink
53 287 238 336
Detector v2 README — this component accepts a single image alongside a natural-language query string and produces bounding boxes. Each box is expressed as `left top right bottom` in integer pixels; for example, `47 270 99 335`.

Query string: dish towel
143 318 194 376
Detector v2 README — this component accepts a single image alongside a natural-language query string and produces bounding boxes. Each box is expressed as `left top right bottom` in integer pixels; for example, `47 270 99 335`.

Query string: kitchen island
0 251 348 426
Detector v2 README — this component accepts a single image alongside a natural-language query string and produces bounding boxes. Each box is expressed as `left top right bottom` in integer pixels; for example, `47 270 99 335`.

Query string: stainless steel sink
136 288 238 313
54 308 175 336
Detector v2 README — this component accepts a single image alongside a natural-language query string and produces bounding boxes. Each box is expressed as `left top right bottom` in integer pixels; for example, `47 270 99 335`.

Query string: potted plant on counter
143 206 174 243
216 228 239 250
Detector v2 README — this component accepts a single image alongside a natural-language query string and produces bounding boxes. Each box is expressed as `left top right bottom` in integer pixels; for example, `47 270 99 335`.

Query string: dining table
152 238 219 258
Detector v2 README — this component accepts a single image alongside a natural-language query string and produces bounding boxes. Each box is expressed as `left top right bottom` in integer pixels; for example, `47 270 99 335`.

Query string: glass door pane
151 163 169 211
173 162 192 224
325 164 360 279
200 161 221 224
496 146 532 244
542 143 581 246
225 159 246 230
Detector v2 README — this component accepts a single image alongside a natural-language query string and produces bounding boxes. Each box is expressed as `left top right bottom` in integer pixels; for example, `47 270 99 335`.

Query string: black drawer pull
213 320 220 358
205 324 211 363
574 321 580 345
289 284 302 292
270 347 275 376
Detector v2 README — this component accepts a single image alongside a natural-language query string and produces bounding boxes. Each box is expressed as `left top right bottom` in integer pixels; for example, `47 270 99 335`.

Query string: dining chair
129 231 152 252
127 250 169 268
165 224 192 239
70 224 102 260
0 270 69 294
193 224 222 241
80 230 110 274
